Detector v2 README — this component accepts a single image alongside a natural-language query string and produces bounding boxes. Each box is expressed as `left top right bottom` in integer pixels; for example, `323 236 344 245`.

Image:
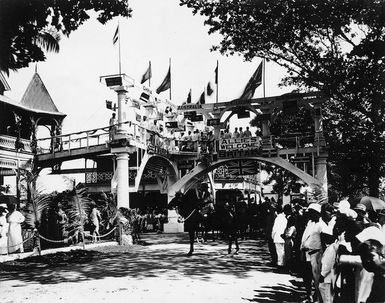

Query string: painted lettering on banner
219 137 260 151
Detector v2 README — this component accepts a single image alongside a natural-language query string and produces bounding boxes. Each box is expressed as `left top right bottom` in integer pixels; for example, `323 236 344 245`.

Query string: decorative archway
134 153 178 192
168 156 324 199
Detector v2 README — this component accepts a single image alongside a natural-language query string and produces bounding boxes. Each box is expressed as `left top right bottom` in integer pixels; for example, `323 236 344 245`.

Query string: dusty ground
0 233 305 303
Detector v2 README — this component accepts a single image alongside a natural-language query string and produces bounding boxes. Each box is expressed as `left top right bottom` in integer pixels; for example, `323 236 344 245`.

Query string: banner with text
218 137 261 159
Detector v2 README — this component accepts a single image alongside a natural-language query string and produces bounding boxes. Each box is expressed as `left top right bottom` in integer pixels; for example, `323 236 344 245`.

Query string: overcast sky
5 0 293 135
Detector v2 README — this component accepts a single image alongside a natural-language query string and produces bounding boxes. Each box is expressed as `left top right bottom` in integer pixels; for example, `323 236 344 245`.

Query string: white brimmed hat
307 203 321 213
356 226 385 245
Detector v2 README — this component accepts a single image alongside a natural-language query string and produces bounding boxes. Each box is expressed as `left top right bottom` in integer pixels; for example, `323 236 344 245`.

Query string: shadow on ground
0 233 305 302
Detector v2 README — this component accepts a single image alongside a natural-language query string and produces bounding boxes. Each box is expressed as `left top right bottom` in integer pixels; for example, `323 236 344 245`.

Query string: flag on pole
198 91 205 104
207 82 214 96
239 61 263 100
112 25 119 45
187 89 192 104
156 66 171 94
106 100 113 110
215 64 218 84
141 61 152 84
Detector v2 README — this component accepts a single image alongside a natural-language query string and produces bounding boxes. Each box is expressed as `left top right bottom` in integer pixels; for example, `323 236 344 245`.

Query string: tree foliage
181 0 385 196
262 163 305 202
0 0 131 74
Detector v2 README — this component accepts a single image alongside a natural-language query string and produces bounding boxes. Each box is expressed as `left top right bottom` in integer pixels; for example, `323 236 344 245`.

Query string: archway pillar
261 111 273 149
164 192 184 233
313 104 326 147
315 153 328 196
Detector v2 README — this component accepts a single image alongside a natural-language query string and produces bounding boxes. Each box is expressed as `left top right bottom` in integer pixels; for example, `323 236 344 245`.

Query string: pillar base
164 209 184 233
163 223 184 233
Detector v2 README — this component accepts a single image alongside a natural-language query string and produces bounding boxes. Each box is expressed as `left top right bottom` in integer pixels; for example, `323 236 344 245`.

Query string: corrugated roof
20 72 64 115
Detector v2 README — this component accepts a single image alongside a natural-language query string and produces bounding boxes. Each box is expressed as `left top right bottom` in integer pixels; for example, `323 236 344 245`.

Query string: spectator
224 129 232 139
90 203 102 243
239 127 244 138
0 204 8 254
243 126 252 138
301 203 326 303
319 230 338 303
109 112 118 141
233 127 240 139
272 205 287 267
265 200 278 266
6 203 25 254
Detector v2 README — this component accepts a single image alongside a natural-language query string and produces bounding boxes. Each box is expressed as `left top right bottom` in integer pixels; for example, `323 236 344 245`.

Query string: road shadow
0 234 304 302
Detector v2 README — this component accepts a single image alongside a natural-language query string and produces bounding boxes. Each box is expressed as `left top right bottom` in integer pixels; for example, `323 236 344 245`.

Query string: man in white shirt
301 203 327 303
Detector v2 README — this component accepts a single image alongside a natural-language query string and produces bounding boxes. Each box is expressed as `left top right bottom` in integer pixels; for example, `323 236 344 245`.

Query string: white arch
218 104 259 121
168 156 323 198
133 153 178 192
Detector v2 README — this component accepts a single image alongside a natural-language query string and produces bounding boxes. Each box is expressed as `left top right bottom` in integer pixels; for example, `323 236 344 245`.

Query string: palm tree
63 183 93 249
22 170 52 255
33 29 60 53
1 28 60 75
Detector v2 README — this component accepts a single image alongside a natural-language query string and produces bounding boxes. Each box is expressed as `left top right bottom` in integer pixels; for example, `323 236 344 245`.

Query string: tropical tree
262 163 305 203
0 0 131 74
180 0 385 197
61 183 93 249
21 170 52 254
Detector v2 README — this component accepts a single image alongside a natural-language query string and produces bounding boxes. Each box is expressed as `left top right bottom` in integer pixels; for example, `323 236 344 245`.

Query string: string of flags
111 23 264 105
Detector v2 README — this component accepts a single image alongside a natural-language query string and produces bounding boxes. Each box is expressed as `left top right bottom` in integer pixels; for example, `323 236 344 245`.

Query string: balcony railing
0 135 32 153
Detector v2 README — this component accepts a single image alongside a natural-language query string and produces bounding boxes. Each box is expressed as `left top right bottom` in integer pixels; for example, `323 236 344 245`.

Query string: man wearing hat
301 203 327 303
354 203 371 227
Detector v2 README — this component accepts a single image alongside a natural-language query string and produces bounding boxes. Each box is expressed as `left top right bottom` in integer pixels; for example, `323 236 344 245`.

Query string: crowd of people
263 197 385 303
108 112 261 154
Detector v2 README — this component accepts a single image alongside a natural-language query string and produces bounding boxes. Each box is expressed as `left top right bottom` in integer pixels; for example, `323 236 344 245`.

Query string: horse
168 190 240 256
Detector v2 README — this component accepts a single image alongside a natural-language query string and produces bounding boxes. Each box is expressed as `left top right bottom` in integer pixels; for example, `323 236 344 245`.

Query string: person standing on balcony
233 127 240 139
244 126 252 138
109 112 118 141
239 127 244 138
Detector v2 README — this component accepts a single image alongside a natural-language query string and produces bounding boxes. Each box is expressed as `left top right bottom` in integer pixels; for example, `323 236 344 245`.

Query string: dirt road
0 233 304 303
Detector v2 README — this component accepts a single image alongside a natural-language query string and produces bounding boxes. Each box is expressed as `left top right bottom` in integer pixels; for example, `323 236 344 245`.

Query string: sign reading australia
218 137 262 159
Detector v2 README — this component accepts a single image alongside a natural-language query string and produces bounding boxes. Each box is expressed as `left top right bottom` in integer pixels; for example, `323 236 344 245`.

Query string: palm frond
21 169 52 230
65 187 92 230
24 190 51 229
33 29 60 53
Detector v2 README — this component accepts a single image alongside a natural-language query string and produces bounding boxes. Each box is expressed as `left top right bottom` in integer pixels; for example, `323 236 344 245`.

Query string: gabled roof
20 72 65 116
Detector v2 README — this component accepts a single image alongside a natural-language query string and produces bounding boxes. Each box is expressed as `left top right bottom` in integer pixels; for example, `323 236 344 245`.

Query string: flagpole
169 58 172 100
263 58 266 99
149 61 151 87
216 60 219 103
118 21 121 75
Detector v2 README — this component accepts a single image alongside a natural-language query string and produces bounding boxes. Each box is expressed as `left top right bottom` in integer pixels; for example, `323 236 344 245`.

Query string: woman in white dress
6 203 25 253
0 204 8 254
